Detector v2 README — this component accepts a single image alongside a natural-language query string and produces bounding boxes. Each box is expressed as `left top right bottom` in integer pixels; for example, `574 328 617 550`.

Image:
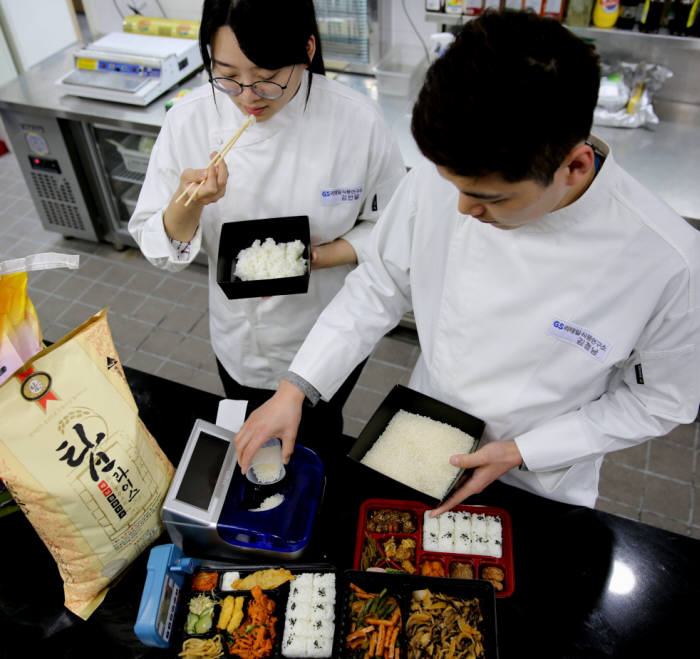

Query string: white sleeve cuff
514 412 592 473
135 209 202 267
342 221 374 263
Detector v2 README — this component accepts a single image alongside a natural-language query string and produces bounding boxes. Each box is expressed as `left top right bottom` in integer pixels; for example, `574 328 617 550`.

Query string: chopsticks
176 114 256 207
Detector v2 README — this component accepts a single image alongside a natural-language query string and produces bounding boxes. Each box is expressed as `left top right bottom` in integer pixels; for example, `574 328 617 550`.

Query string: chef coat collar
217 70 310 147
518 135 613 235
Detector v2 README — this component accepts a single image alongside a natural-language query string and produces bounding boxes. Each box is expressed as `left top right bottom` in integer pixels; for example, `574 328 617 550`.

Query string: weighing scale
161 419 326 561
133 543 199 648
55 32 202 106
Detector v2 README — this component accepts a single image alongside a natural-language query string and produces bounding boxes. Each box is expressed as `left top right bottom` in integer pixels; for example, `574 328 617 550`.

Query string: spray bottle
592 0 621 26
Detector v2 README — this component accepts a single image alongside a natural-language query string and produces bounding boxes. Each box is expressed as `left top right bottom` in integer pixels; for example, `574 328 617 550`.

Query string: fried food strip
386 626 399 657
231 568 295 590
216 596 234 630
227 596 245 633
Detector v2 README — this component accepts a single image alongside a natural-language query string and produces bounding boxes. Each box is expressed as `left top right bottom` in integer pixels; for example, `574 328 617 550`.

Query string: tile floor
1 149 698 540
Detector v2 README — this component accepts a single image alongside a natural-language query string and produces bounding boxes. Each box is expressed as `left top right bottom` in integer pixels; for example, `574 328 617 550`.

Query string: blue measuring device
134 543 199 648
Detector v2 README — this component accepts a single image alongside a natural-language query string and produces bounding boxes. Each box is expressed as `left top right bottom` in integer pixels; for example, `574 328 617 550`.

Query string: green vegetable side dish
184 594 216 635
195 614 213 634
345 584 402 659
185 613 198 634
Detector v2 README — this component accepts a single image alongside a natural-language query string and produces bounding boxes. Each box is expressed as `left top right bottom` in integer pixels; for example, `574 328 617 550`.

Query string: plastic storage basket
110 135 154 175
373 46 428 96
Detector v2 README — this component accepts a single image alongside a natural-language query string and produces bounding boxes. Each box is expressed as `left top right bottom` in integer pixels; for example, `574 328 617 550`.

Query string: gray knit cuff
282 370 321 407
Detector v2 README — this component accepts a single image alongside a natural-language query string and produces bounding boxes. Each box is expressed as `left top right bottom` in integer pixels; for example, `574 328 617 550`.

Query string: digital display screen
28 155 61 174
156 577 178 642
176 432 229 510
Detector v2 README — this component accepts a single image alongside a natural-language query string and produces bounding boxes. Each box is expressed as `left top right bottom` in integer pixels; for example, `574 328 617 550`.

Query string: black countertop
1 366 699 658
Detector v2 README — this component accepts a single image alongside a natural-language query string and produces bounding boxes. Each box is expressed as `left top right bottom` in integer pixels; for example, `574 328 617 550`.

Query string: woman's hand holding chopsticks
176 114 254 208
178 152 230 207
162 115 253 244
163 152 229 243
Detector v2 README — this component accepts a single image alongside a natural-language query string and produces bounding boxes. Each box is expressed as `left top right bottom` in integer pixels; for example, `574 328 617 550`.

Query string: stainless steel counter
346 80 700 224
596 116 700 224
1 42 699 222
0 42 175 132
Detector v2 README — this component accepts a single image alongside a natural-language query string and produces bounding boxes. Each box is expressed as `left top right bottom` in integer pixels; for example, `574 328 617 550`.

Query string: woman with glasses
129 0 405 448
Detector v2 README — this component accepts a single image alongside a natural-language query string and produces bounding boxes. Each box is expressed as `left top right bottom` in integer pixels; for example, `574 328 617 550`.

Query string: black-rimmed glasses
210 64 296 100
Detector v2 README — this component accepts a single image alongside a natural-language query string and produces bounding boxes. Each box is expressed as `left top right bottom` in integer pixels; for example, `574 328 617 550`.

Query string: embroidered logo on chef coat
320 185 363 206
548 319 611 362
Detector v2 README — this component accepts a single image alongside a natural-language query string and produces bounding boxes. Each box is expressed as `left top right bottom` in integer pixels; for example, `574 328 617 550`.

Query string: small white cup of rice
246 437 286 486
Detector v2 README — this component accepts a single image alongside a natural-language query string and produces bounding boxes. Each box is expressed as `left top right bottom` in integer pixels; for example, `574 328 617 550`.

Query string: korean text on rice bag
0 308 174 619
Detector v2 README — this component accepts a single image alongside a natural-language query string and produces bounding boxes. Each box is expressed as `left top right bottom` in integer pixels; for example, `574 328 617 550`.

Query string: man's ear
563 142 595 186
306 35 316 68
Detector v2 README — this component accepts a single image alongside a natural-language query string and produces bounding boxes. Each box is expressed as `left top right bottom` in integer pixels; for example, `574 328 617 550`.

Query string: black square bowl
348 385 485 501
216 216 311 299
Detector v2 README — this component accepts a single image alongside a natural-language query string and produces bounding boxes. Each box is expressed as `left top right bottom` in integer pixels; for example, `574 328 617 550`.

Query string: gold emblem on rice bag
0 308 174 619
17 368 56 407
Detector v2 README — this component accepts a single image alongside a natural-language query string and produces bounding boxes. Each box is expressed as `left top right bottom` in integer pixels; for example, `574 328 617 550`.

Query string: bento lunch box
353 498 515 598
335 569 499 658
175 563 338 658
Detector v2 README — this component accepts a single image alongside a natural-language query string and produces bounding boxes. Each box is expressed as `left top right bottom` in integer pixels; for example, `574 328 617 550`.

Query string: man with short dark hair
235 10 700 513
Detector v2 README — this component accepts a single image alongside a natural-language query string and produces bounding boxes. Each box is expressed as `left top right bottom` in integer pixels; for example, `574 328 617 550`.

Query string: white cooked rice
307 635 333 658
313 572 335 590
289 601 311 619
311 601 334 620
282 630 305 658
468 513 486 555
293 573 314 589
234 237 306 281
282 571 335 658
486 514 502 538
438 511 456 552
486 515 503 557
454 512 472 554
289 573 314 603
423 511 440 552
248 493 284 512
309 618 334 638
471 513 487 537
426 510 503 556
360 410 475 499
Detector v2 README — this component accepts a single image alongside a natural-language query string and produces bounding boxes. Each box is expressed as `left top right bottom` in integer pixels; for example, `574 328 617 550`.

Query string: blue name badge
134 544 199 648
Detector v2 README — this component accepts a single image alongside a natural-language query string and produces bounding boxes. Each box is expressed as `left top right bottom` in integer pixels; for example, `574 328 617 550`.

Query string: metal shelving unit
314 0 391 74
424 10 472 27
90 125 155 244
110 162 145 187
425 11 700 44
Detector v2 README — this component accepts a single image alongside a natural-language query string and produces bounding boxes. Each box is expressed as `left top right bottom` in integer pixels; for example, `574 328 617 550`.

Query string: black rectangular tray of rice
216 216 311 299
347 385 485 502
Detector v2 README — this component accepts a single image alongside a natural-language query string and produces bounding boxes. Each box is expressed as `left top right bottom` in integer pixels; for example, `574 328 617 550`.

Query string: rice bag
1 253 80 516
0 308 174 619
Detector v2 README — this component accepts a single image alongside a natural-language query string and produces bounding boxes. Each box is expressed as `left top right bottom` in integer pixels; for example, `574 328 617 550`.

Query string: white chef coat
290 137 700 507
129 73 405 389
